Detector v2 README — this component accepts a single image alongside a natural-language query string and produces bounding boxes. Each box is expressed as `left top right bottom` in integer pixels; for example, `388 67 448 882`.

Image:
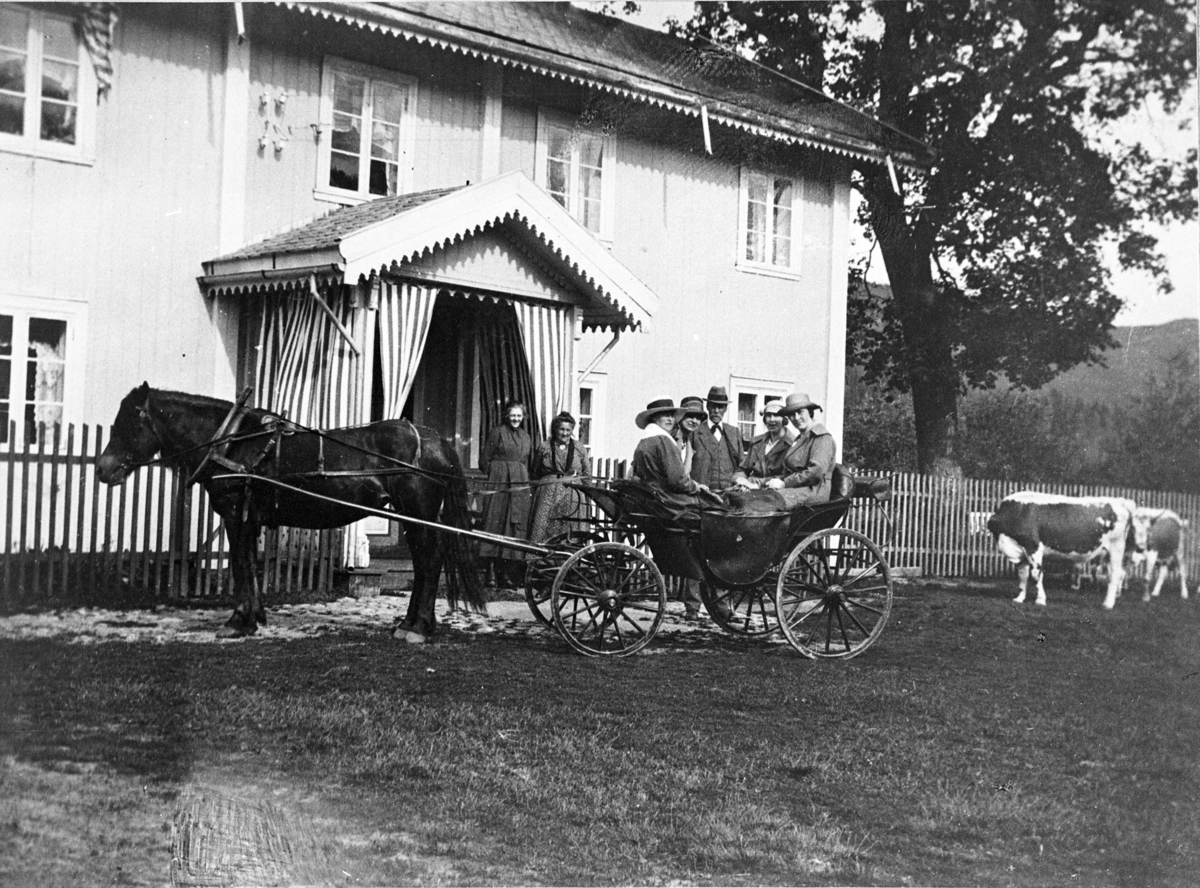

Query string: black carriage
523 467 896 658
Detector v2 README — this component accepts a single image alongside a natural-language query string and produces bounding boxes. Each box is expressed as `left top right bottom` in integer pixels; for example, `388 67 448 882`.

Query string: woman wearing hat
673 396 708 477
731 398 796 489
632 398 711 519
527 411 591 545
763 392 836 504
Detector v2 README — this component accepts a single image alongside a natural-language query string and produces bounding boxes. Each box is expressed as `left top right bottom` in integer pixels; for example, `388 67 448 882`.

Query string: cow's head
1126 508 1152 554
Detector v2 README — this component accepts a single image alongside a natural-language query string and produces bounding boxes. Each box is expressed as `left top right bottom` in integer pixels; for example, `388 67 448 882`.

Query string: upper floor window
316 57 416 203
536 109 615 241
737 169 802 276
730 375 790 444
0 5 96 163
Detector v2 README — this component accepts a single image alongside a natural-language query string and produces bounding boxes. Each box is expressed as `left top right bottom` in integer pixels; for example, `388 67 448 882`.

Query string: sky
586 0 1200 328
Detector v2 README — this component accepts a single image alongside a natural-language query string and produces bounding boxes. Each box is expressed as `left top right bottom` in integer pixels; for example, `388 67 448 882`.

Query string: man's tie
711 424 721 442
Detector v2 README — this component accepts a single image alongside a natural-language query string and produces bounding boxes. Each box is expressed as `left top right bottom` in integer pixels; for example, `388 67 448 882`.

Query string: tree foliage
682 1 1197 473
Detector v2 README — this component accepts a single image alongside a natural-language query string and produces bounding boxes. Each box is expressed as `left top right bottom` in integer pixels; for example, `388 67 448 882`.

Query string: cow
1128 508 1189 602
986 492 1149 609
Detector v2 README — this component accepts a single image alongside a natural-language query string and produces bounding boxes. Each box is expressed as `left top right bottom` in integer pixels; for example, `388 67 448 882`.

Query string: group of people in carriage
474 386 838 596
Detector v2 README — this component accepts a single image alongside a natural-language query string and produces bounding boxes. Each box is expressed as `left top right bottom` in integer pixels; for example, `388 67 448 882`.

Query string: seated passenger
731 400 795 489
631 398 714 520
762 392 836 506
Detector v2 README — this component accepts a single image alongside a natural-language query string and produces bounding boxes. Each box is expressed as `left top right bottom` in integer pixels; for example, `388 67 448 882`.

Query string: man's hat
636 398 683 429
679 396 707 419
761 400 784 418
778 392 822 416
706 386 730 406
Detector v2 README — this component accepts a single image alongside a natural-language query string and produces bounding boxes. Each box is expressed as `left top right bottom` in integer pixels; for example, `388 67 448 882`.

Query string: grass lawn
1 578 1198 886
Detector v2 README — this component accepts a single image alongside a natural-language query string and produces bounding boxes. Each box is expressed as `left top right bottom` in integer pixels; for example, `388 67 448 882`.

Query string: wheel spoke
842 596 887 616
836 599 873 638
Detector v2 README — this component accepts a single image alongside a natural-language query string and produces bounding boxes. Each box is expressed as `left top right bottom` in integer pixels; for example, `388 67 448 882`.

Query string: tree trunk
863 172 960 475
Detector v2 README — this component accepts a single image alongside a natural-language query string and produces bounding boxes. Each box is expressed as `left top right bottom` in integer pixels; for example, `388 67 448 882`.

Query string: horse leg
394 524 439 644
218 518 262 638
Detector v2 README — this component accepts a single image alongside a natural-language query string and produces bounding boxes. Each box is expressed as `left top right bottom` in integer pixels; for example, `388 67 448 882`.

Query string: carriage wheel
550 542 666 657
524 531 607 628
702 582 779 637
774 528 892 659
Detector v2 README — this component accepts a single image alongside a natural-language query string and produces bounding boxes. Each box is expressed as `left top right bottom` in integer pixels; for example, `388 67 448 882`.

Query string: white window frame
314 56 417 205
729 375 791 443
0 5 97 165
535 108 616 243
577 370 607 459
736 168 802 279
0 294 87 449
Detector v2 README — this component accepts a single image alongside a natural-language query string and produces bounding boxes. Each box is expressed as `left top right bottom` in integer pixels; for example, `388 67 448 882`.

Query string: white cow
987 491 1150 609
1128 508 1189 602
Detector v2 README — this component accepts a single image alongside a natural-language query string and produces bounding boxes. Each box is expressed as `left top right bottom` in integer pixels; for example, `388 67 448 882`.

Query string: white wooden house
0 2 929 557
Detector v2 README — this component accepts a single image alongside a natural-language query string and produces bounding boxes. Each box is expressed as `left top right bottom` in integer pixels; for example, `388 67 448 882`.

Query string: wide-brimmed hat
636 398 683 429
778 392 822 415
705 386 730 407
679 396 707 419
761 400 784 418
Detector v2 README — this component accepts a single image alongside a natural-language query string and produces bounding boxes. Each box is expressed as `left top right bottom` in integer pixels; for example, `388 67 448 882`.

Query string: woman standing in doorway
480 399 533 589
528 411 591 545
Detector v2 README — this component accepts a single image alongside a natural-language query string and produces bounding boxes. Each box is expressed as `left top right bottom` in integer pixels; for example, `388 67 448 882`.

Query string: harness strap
186 387 255 484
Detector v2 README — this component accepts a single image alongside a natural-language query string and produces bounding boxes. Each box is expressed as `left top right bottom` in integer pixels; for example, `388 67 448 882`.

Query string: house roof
279 1 933 169
199 171 659 331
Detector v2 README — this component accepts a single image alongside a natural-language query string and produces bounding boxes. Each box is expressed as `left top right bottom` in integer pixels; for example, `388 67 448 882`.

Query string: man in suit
690 386 744 491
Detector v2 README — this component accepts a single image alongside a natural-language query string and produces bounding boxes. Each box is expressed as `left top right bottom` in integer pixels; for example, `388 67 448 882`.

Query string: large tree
679 1 1196 473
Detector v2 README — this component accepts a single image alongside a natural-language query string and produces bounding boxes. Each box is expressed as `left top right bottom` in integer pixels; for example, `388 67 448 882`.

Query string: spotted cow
1129 508 1189 602
986 492 1149 609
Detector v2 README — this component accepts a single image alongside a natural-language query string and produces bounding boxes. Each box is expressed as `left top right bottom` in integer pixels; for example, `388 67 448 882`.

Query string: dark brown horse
95 383 485 641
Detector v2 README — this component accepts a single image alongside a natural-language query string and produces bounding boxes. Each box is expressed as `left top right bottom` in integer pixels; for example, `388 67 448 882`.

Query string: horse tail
434 441 488 614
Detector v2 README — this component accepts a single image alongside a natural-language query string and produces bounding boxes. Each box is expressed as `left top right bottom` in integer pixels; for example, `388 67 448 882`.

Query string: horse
95 383 486 641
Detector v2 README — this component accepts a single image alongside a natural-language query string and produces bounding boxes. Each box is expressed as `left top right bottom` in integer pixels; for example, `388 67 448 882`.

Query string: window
317 58 416 202
0 308 76 446
536 109 615 240
577 370 607 458
0 5 96 162
730 376 790 444
737 169 802 275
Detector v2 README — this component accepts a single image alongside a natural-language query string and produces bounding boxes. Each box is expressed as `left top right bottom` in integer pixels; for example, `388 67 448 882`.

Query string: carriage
521 469 896 658
98 384 895 654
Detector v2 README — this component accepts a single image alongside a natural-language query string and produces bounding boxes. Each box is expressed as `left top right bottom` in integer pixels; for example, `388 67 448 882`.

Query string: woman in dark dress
528 411 591 545
479 400 533 588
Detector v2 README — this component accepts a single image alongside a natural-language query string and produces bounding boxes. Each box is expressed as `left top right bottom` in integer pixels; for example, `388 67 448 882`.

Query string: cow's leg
1143 551 1162 601
1070 564 1083 592
1030 547 1048 606
1102 542 1126 610
218 518 261 638
1015 563 1030 603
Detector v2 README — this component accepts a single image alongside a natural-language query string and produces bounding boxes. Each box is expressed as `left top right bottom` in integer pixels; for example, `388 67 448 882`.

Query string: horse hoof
392 627 428 644
216 625 246 639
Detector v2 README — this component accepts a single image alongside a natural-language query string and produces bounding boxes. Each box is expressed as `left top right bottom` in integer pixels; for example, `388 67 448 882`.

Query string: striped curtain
253 282 360 428
513 301 575 437
477 304 540 444
376 280 437 420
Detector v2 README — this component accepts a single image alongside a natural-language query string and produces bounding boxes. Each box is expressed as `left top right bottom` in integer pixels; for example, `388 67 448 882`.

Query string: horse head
96 382 162 484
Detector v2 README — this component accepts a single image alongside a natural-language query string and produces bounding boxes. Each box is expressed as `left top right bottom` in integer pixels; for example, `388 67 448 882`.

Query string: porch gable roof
199 171 659 331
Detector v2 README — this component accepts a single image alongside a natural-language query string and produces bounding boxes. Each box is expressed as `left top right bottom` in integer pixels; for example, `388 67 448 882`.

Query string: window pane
330 111 359 153
25 317 66 443
373 82 404 124
332 72 365 115
745 201 766 263
547 157 568 203
747 173 768 205
0 48 25 93
368 158 397 197
579 388 592 414
41 16 75 62
0 8 28 51
329 151 359 191
772 178 793 209
0 92 22 136
41 58 77 102
578 135 603 169
370 120 399 161
579 196 601 233
547 126 571 163
40 100 75 144
772 235 791 268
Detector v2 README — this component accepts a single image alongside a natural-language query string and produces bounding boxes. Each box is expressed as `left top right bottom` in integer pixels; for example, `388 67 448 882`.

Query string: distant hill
1035 317 1198 404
